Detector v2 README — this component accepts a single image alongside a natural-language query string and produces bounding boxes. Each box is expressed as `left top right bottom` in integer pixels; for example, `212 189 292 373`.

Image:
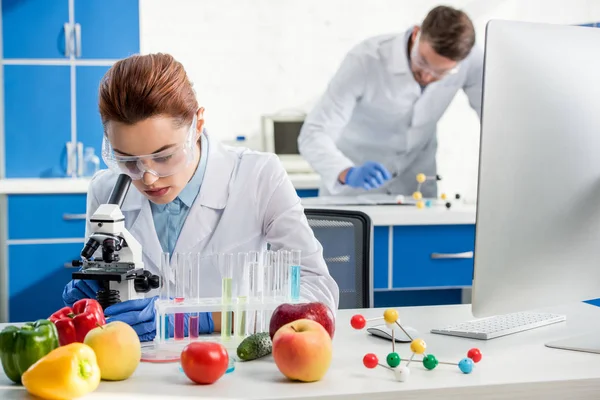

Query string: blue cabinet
3 0 140 60
373 226 390 289
391 225 475 288
8 242 83 322
370 223 475 308
6 194 86 322
74 0 140 59
4 65 71 178
8 194 87 240
2 0 70 59
76 65 110 168
1 0 140 178
297 189 319 198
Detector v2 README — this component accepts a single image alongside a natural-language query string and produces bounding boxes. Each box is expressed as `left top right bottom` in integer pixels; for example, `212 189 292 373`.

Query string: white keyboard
430 312 566 340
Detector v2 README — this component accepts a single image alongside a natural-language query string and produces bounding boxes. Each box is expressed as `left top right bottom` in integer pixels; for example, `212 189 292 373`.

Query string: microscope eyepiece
81 238 100 260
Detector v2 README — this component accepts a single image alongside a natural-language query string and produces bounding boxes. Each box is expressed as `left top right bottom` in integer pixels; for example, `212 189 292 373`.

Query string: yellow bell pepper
21 342 100 400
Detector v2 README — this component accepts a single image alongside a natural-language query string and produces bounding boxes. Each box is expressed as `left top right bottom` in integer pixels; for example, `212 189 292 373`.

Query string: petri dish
141 343 181 363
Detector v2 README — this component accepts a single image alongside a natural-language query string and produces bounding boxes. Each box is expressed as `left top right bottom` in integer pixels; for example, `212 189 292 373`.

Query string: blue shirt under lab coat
150 132 213 333
150 133 209 255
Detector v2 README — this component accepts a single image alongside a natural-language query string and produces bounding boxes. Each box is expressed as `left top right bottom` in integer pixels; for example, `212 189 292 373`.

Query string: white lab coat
85 135 340 313
298 29 484 198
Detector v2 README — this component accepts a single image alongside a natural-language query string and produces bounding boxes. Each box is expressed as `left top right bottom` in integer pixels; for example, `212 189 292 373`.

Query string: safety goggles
102 115 198 180
410 32 460 79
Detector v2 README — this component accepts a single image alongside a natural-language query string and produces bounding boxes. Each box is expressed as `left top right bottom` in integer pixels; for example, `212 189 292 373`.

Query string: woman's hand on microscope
62 279 103 308
105 296 158 342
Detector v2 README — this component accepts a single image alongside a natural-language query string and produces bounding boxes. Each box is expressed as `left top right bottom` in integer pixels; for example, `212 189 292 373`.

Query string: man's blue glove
105 297 215 342
344 161 392 190
62 279 103 307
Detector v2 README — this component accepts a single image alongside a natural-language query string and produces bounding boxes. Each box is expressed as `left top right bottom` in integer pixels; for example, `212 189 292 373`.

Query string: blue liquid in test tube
290 249 301 302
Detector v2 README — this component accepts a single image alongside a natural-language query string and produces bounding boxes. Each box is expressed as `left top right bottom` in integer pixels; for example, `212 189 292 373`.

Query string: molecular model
412 173 461 209
350 309 482 382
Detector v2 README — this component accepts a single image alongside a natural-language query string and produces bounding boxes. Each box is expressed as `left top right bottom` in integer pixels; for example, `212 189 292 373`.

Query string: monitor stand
545 332 600 354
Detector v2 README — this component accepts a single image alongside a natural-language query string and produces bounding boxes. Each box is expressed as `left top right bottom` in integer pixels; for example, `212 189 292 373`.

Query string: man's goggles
102 116 198 180
411 32 460 79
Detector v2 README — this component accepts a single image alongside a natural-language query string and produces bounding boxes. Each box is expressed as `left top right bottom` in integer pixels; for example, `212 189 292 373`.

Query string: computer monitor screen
273 121 303 155
472 20 600 319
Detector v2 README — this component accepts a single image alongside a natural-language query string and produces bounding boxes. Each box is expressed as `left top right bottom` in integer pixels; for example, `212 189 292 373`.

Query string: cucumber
236 332 272 361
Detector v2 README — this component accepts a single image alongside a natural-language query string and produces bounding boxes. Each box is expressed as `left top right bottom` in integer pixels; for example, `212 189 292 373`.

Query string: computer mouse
367 324 419 343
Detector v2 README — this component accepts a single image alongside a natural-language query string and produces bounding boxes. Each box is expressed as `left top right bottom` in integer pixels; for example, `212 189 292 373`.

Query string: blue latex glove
62 279 103 307
344 161 392 190
105 297 158 342
105 297 214 342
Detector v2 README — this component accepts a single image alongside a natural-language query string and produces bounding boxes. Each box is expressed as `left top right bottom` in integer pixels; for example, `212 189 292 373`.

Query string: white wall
139 0 599 200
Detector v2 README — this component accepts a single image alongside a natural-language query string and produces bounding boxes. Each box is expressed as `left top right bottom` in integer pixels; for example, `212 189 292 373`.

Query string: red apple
272 319 333 382
269 302 335 339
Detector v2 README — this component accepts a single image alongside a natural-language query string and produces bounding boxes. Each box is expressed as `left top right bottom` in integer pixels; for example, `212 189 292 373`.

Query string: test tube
158 252 171 341
278 250 290 300
263 251 274 327
189 254 201 340
290 250 301 302
220 253 234 341
272 250 280 300
235 252 250 340
174 253 186 341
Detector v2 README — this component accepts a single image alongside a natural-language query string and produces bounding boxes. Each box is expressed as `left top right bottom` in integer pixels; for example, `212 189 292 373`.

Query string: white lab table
0 172 322 194
302 202 476 226
2 302 600 399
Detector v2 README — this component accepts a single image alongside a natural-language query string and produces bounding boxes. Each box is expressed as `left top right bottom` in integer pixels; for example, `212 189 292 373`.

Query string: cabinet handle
63 213 87 221
74 23 82 57
431 251 473 259
63 23 72 57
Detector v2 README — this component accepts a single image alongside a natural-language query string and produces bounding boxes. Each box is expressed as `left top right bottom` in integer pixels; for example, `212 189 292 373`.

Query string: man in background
298 5 483 198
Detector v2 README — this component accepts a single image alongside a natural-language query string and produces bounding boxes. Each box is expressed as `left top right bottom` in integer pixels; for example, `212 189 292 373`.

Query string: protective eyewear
102 116 198 180
410 32 460 79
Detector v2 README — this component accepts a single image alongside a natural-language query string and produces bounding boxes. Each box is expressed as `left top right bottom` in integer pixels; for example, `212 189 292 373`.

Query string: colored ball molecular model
412 173 461 209
350 309 482 382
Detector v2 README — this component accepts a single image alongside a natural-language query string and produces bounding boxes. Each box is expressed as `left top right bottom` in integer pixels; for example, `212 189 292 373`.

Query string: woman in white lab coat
62 53 340 341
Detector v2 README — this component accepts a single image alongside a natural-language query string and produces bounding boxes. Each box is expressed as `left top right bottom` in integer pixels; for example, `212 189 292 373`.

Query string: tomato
180 342 229 385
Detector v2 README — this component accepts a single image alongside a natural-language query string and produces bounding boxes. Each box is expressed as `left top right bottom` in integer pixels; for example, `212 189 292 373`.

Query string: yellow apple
272 318 333 382
84 321 141 381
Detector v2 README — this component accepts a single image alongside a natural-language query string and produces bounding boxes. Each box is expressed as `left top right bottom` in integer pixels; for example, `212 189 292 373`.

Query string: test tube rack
151 248 306 350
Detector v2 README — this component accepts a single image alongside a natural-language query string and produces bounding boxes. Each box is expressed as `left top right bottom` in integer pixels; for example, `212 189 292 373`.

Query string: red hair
99 53 198 129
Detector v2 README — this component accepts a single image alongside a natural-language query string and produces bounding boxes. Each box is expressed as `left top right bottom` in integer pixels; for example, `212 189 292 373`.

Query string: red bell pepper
49 299 106 346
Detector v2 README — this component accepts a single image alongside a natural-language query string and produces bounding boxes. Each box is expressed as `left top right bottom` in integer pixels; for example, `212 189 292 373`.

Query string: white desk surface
0 172 320 195
302 202 477 226
2 302 600 399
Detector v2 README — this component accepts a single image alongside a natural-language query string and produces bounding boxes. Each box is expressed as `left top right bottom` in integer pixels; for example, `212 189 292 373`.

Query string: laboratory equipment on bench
141 247 306 363
397 173 462 209
351 309 482 382
71 174 160 309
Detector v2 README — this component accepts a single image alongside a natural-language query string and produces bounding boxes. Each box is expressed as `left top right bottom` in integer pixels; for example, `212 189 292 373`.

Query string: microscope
72 174 160 310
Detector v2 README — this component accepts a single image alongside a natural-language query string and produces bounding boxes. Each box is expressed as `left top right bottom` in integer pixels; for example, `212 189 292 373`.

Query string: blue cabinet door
8 242 83 322
74 0 140 59
392 225 475 288
2 0 70 59
8 194 87 241
4 65 71 178
76 65 110 168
